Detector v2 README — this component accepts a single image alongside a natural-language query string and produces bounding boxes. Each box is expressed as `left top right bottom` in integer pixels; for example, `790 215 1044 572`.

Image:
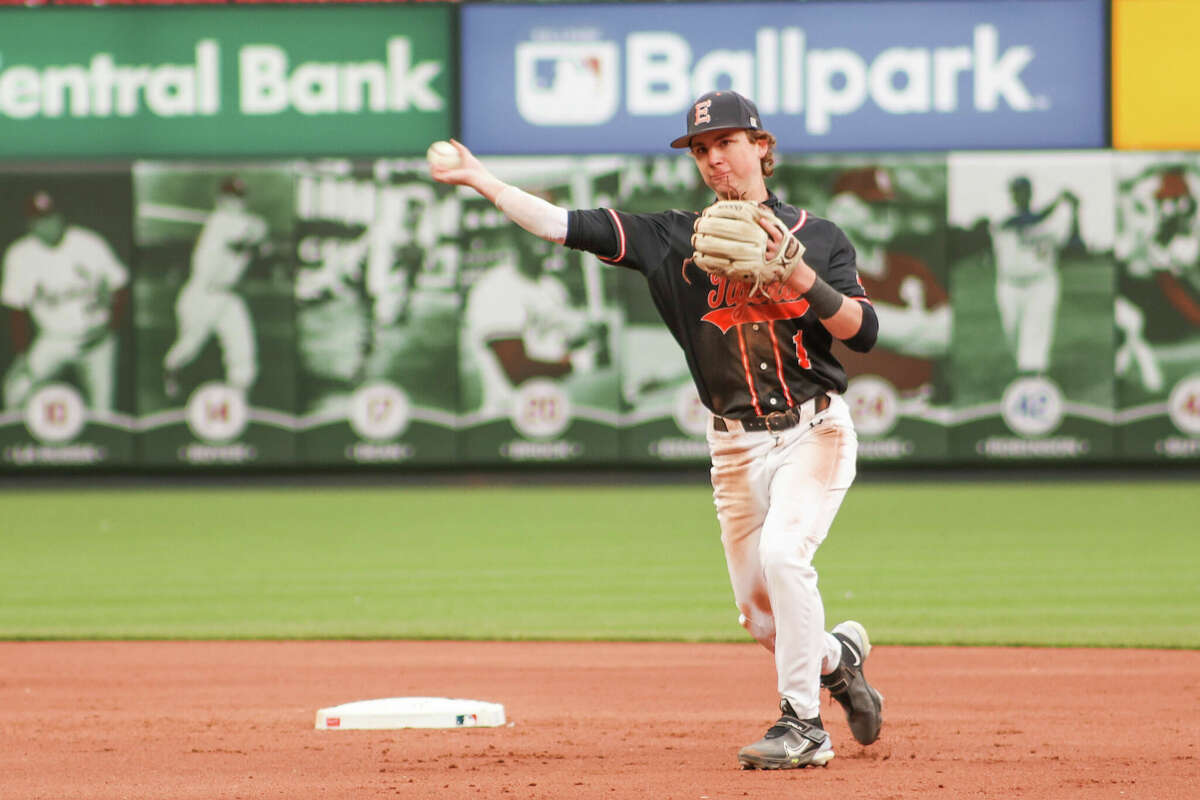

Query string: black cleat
737 699 835 770
822 620 884 745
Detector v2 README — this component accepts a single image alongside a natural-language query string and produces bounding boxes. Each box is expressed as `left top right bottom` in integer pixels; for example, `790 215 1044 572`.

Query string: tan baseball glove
691 200 806 295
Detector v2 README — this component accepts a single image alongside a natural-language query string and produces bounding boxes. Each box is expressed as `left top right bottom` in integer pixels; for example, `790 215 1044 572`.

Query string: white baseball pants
996 271 1060 374
164 285 258 390
24 331 117 412
708 393 858 719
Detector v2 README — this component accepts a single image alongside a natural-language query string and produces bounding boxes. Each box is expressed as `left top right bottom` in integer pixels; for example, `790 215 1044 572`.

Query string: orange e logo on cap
694 100 712 126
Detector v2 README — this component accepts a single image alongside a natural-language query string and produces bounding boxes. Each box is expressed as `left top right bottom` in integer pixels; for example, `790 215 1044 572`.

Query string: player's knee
760 545 819 590
758 533 819 574
738 607 776 652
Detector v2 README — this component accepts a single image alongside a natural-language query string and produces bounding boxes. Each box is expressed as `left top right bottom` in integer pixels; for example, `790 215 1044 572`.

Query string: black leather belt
713 393 831 433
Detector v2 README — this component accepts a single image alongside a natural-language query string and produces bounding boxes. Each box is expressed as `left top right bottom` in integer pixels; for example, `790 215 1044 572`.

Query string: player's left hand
691 200 806 295
760 213 785 262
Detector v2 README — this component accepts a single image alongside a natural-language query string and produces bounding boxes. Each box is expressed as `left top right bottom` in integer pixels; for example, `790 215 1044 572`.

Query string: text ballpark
0 38 442 120
522 24 1039 134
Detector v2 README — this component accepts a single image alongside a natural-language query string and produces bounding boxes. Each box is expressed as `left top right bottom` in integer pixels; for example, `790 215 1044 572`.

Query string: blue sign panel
462 0 1106 154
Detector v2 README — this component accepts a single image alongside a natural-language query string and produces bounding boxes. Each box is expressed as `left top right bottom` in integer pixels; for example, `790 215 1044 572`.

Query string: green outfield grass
1 479 1197 647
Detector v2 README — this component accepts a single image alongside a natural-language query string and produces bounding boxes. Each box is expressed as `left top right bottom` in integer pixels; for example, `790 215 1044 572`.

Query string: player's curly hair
749 130 777 178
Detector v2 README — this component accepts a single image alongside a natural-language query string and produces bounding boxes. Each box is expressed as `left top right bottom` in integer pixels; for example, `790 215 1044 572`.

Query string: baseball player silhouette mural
948 153 1117 457
1116 165 1200 356
1114 158 1200 451
826 167 949 391
431 90 884 769
812 164 951 451
463 231 603 420
291 162 462 466
132 164 298 465
162 176 268 401
991 175 1081 377
2 190 129 415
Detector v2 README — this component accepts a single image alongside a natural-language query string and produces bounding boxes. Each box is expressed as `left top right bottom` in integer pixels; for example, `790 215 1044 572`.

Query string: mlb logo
515 41 619 126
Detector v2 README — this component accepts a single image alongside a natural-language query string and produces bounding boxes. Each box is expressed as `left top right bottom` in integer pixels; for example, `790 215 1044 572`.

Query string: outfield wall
1 0 1197 470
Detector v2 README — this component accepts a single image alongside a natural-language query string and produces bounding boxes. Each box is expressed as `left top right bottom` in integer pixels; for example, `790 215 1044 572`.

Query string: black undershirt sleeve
841 302 879 353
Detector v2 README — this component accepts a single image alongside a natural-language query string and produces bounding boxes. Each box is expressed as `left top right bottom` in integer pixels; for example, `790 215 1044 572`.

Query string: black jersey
566 192 873 420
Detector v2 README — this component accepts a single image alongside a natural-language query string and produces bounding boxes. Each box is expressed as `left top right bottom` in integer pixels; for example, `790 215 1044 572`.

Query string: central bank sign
462 0 1106 154
0 7 452 157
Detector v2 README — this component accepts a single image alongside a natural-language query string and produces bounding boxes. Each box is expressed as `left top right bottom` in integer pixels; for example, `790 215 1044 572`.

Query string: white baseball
426 141 461 170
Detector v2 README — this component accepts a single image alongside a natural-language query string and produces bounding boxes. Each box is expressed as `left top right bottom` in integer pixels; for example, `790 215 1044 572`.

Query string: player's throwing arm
427 140 569 245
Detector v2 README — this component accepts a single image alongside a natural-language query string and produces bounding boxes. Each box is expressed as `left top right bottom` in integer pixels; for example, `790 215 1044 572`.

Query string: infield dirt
2 641 1196 799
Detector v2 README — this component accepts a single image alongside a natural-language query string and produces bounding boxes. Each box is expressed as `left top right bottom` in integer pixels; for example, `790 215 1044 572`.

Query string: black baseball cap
670 90 763 149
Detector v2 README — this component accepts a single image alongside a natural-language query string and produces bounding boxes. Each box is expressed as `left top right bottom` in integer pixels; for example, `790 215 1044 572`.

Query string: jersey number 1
792 331 812 369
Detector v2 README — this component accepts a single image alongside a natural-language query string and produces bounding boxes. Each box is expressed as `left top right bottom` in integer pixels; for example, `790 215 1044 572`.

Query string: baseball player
2 190 128 413
1114 166 1200 391
1136 167 1200 278
825 167 949 394
1119 167 1200 322
463 233 602 417
990 175 1081 376
162 176 268 400
432 90 883 769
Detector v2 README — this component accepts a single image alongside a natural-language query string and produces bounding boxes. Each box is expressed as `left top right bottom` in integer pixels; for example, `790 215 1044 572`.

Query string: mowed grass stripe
1 482 1196 647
